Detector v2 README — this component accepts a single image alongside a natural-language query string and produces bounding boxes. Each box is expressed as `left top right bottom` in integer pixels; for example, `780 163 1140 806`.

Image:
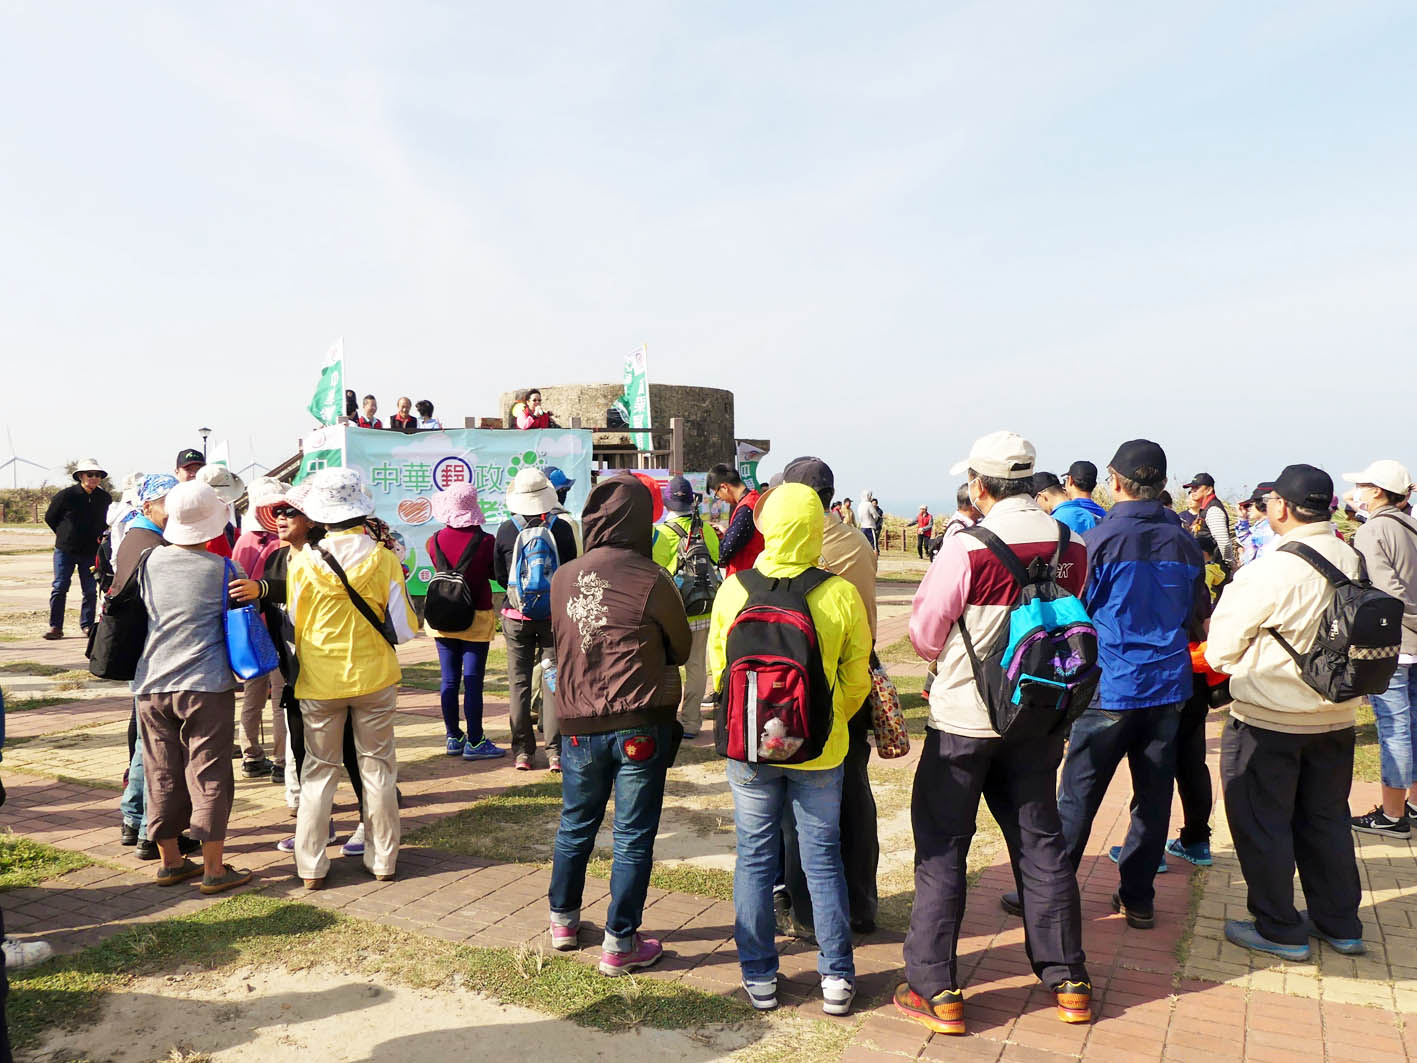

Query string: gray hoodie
1353 507 1417 657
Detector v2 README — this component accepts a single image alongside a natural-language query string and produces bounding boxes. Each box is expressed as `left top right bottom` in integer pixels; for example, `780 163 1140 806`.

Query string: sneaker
199 864 253 895
598 935 663 976
1000 891 1023 917
445 734 467 756
893 983 964 1035
462 737 505 761
1408 800 1417 821
821 975 856 1016
1300 911 1367 956
550 922 580 951
773 888 793 937
270 763 285 786
515 754 533 771
341 822 366 857
1350 806 1411 839
1054 980 1092 1024
1111 891 1155 930
1108 845 1167 874
1225 919 1310 961
1165 838 1213 866
682 730 699 740
136 838 159 861
120 822 139 846
2 937 54 970
241 757 274 779
177 834 202 856
742 978 778 1011
277 819 334 854
547 753 561 773
42 627 63 640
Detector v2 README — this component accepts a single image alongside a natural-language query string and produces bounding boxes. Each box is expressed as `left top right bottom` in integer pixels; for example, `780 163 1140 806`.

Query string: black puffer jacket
550 476 692 736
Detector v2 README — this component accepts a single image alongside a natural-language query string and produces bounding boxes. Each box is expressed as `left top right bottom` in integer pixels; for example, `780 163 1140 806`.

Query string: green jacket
652 513 721 620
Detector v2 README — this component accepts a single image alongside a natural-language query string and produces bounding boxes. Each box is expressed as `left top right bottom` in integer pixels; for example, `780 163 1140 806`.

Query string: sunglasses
271 506 305 519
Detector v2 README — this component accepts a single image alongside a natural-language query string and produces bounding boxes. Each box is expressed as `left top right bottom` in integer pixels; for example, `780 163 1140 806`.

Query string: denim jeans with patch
1370 664 1417 789
727 759 853 982
119 702 146 839
548 721 676 952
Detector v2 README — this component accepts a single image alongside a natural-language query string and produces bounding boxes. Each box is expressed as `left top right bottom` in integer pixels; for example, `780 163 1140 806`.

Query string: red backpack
714 568 835 764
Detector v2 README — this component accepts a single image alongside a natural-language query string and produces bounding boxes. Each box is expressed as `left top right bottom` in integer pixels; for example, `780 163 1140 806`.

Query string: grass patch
876 636 919 665
0 692 80 712
9 894 754 1051
735 1014 860 1063
406 779 563 861
0 834 93 890
401 648 510 693
1354 702 1380 783
0 661 69 676
1174 863 1211 969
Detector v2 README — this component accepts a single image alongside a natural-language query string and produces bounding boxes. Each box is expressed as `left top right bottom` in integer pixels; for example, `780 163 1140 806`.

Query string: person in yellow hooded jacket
707 481 872 1016
285 468 418 890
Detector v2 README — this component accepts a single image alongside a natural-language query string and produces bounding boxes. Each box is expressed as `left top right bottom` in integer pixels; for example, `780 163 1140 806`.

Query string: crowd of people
346 390 443 432
11 429 1416 1039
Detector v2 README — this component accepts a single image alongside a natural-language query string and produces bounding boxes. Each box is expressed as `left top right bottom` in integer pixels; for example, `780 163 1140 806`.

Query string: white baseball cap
163 482 230 546
949 431 1036 480
1342 460 1414 497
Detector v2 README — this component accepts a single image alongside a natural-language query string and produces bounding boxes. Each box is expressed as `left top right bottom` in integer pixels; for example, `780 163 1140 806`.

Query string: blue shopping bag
223 560 279 680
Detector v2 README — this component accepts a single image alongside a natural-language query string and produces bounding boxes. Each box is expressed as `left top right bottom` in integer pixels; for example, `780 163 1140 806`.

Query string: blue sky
2 2 1414 512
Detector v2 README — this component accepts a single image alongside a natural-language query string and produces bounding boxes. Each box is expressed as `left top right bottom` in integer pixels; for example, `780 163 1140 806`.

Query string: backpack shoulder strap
452 531 480 571
662 520 687 541
736 568 768 596
315 544 394 645
1377 511 1417 539
790 567 833 597
429 533 449 571
1277 540 1352 587
961 525 1032 587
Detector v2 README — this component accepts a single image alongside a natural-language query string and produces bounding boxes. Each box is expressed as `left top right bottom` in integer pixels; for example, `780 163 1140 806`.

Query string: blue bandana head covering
137 473 179 505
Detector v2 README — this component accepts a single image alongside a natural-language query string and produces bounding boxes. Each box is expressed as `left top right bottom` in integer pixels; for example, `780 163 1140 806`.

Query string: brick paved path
4 633 1415 1059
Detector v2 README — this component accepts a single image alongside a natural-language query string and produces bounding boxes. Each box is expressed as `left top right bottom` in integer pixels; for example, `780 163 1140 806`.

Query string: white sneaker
742 978 778 1011
341 822 366 857
821 975 856 1016
3 937 54 970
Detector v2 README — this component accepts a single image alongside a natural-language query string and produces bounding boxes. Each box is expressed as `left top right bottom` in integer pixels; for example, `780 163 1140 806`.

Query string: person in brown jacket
546 473 692 977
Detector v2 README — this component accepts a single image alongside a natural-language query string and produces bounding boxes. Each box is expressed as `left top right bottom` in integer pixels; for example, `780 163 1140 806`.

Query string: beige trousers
241 670 287 765
679 625 710 735
295 684 400 879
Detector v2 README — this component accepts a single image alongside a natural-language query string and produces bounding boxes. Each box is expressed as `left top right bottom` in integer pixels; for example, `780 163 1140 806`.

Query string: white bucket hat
1342 460 1413 498
242 476 287 533
72 457 107 481
949 430 1036 479
118 471 146 505
163 482 230 546
504 468 558 516
285 467 375 524
197 463 247 504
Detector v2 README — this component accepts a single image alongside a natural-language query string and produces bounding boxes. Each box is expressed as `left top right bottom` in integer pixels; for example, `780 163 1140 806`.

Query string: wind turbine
0 429 46 489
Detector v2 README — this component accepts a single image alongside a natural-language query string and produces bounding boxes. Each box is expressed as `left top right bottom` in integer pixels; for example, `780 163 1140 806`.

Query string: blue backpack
956 524 1100 742
507 515 561 620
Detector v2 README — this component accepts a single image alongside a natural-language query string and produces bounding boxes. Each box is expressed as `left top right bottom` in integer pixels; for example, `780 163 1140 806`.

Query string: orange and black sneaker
1054 980 1092 1024
893 982 965 1035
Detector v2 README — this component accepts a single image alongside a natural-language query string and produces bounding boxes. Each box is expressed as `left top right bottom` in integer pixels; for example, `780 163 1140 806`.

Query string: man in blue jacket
1001 441 1208 928
1052 461 1108 536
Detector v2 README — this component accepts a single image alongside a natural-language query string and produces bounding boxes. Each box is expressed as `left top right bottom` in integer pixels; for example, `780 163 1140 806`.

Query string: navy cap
544 466 575 492
783 455 834 495
1109 440 1168 487
665 475 697 514
1066 460 1098 491
1273 465 1333 511
1030 471 1062 495
1248 481 1275 505
1182 472 1216 489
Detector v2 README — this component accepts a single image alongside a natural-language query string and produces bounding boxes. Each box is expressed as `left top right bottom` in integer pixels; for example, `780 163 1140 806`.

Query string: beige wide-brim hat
197 463 247 504
244 476 288 533
1342 460 1413 498
163 482 231 546
72 457 107 481
505 468 558 516
285 467 375 524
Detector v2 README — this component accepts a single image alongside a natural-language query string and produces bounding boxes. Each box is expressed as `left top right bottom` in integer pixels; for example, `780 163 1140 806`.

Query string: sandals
199 864 254 895
156 859 204 887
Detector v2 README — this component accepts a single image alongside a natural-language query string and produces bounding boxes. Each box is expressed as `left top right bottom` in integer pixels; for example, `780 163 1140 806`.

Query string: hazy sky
3 2 1414 512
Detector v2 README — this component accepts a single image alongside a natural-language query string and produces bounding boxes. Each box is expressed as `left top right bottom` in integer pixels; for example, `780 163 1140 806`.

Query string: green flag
306 338 344 426
623 344 651 451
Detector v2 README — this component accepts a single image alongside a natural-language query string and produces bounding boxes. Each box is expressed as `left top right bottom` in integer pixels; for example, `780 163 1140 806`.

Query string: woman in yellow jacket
707 482 872 1015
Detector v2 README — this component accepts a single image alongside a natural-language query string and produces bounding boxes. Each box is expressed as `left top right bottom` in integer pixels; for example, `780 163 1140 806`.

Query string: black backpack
1266 541 1403 701
423 530 485 631
87 547 155 681
662 513 722 616
715 569 834 764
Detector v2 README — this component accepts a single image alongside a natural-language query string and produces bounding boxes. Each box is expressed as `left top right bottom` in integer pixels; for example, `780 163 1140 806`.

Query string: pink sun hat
431 483 486 528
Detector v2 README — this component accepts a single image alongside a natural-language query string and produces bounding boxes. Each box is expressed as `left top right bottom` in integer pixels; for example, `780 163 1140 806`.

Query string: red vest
723 489 766 578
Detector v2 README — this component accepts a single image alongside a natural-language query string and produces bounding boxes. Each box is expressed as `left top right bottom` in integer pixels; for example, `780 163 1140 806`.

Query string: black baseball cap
783 456 834 495
1030 471 1062 495
1272 465 1333 510
1248 481 1275 505
1066 460 1098 491
665 475 696 514
1182 472 1215 489
1109 439 1168 487
175 448 205 469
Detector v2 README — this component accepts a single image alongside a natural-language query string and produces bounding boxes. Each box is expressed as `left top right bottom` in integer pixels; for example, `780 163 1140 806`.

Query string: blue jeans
434 637 490 742
727 759 853 982
119 703 146 839
1370 664 1417 789
549 722 675 951
50 549 97 630
1057 704 1182 911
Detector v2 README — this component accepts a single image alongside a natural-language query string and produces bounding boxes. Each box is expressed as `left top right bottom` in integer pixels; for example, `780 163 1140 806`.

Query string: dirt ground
28 965 761 1063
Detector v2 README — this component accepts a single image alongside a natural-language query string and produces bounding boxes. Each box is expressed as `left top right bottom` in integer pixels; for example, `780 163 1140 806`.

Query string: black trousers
1174 677 1213 846
783 709 879 929
285 697 365 818
1220 718 1362 946
904 728 1087 997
